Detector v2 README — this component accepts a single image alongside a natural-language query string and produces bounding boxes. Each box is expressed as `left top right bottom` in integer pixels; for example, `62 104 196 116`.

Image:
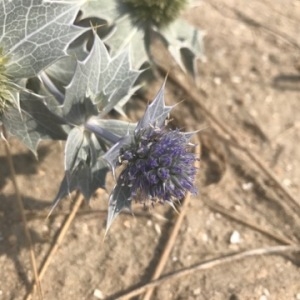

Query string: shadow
0 193 50 293
0 145 50 189
282 251 300 267
242 120 269 143
197 133 227 187
272 74 300 91
201 142 225 186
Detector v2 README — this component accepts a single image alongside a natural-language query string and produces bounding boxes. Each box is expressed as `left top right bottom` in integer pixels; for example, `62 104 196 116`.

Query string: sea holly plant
80 0 203 75
49 33 141 211
0 0 199 234
103 84 198 231
0 0 84 153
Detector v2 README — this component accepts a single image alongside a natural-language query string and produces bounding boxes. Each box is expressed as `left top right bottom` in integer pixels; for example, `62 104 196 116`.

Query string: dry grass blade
25 192 84 300
141 144 201 300
114 245 300 300
3 138 43 300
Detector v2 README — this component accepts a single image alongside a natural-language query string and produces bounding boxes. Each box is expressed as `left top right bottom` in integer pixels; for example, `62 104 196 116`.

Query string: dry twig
25 192 84 300
114 245 300 300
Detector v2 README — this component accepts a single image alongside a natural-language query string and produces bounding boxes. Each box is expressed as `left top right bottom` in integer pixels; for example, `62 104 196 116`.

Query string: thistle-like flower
104 84 197 230
118 127 197 203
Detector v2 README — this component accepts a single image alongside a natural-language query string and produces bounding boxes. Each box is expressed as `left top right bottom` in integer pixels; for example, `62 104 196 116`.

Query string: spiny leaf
103 15 148 69
43 56 77 88
106 180 132 233
51 159 109 214
2 91 66 155
64 126 85 178
85 117 136 144
79 0 202 75
136 83 173 131
80 0 119 24
63 34 140 122
160 19 204 77
81 0 149 69
0 0 85 78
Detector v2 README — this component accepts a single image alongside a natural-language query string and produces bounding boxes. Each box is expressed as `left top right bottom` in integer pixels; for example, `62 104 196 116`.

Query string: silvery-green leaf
86 117 135 144
64 126 84 176
50 159 108 214
89 132 102 166
106 180 132 233
43 56 77 88
159 19 204 76
62 34 109 119
80 0 119 24
136 83 173 131
63 34 140 121
0 0 85 78
99 51 141 115
104 15 148 69
89 118 136 137
27 75 66 117
38 71 65 104
2 91 66 154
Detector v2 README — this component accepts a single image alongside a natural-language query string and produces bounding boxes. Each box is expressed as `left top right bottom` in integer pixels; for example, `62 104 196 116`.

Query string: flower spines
118 126 197 204
0 49 13 115
122 0 188 28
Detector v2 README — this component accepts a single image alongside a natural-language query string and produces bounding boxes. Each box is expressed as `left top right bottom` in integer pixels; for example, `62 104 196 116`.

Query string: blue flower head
104 84 198 230
118 127 197 203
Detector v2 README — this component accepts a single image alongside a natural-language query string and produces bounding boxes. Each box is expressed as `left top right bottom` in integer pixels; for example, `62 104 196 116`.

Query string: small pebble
231 76 242 84
123 220 131 228
230 230 241 244
295 293 300 300
282 178 291 187
93 289 104 299
234 204 242 211
263 288 270 297
242 182 253 191
154 223 161 235
202 233 209 243
213 77 222 85
193 288 201 296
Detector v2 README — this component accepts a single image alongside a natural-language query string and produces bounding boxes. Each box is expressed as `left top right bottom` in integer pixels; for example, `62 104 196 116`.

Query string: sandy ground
1 0 300 299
